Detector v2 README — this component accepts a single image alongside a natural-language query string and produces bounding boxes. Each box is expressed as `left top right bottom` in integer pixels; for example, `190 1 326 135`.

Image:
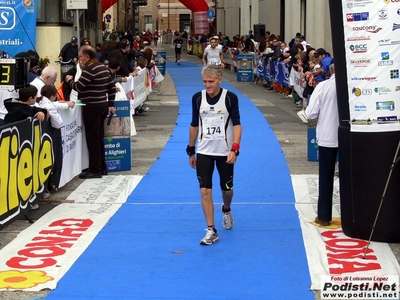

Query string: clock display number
1 65 10 83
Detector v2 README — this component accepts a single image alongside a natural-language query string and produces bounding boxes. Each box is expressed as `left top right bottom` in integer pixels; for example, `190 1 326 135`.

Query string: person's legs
196 154 219 245
216 157 234 229
317 146 338 222
82 106 108 175
196 154 215 227
200 187 214 226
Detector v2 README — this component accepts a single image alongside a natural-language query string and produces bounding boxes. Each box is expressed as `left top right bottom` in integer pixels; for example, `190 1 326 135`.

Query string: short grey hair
41 65 57 79
201 64 223 79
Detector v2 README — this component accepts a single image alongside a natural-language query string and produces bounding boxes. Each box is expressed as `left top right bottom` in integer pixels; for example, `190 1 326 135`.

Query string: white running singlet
197 89 234 156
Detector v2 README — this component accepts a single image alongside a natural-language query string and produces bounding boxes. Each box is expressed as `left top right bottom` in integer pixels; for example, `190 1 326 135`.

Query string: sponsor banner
0 119 53 229
236 54 253 82
120 68 150 110
256 56 272 82
274 61 290 87
0 1 37 57
289 67 305 98
342 0 400 132
0 175 142 291
292 174 400 290
154 51 166 75
193 11 209 35
58 106 89 188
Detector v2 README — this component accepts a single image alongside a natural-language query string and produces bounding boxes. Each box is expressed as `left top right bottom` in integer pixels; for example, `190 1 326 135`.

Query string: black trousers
318 146 338 222
82 105 108 174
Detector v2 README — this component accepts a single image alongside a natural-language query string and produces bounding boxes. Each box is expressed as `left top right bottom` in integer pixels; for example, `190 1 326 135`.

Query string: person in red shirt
133 35 142 50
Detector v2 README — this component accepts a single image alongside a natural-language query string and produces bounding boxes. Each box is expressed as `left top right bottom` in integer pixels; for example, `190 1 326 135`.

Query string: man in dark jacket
66 45 116 179
4 86 47 124
114 39 136 77
58 36 79 65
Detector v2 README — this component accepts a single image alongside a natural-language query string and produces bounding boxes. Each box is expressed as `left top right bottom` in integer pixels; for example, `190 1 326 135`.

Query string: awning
179 0 209 12
102 0 119 12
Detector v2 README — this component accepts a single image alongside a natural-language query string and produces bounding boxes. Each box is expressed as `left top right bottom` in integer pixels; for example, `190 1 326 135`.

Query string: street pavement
1 45 399 300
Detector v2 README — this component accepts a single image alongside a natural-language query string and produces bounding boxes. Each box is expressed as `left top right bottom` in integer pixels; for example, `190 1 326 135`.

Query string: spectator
80 37 91 47
153 29 159 47
0 89 17 126
58 36 79 65
133 34 142 50
14 52 37 82
27 50 42 77
40 84 74 191
39 84 74 129
112 39 136 77
289 32 302 49
242 38 256 53
305 62 338 226
199 32 208 44
30 65 58 101
238 35 247 50
258 38 267 54
268 36 281 62
280 42 289 54
98 41 117 64
4 86 47 125
108 55 129 84
65 45 116 179
248 30 254 40
95 43 102 54
313 48 333 82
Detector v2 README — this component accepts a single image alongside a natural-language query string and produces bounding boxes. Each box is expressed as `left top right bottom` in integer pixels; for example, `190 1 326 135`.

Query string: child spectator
39 85 74 129
4 86 47 125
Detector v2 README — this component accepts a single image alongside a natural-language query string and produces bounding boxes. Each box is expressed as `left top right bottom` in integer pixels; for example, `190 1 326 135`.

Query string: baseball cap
71 36 78 43
314 48 326 57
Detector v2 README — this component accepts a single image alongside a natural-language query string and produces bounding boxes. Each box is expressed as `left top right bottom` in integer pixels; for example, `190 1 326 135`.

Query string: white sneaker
200 228 219 245
222 204 234 230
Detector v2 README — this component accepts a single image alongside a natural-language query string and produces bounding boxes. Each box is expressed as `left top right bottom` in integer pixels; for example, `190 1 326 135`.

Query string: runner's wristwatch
231 150 239 156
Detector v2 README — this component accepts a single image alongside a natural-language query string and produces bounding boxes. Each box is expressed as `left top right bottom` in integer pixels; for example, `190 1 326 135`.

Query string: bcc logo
0 7 16 30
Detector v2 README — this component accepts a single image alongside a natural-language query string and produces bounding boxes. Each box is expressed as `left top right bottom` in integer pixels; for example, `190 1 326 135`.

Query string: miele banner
342 0 400 132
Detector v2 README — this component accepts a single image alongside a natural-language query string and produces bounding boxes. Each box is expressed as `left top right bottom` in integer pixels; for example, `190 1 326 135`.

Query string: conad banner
342 0 400 132
0 0 37 57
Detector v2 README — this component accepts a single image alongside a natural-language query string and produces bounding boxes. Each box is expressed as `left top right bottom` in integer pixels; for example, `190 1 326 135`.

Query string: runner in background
173 34 184 65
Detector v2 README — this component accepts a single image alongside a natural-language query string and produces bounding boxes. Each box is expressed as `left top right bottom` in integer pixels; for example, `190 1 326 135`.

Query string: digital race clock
0 58 29 90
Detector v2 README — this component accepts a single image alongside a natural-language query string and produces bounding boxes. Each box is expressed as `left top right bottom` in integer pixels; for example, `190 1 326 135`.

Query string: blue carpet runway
46 61 313 299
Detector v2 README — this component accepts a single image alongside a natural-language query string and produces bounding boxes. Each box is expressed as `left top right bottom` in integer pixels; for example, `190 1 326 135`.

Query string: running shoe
200 228 219 245
222 204 234 229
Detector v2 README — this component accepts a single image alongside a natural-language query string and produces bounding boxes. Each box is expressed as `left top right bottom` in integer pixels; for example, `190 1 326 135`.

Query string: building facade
34 0 333 72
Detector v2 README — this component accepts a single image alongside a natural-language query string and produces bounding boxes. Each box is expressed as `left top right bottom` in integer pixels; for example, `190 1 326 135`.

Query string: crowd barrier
0 67 159 230
190 42 291 86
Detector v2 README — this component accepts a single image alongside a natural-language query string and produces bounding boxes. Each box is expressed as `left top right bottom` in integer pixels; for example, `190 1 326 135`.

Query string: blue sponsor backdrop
256 58 290 87
104 100 132 172
236 54 253 82
104 137 131 172
0 1 37 57
154 51 166 75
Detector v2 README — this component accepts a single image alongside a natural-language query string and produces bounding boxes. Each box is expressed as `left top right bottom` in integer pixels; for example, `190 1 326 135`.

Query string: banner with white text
0 0 37 57
342 0 400 132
